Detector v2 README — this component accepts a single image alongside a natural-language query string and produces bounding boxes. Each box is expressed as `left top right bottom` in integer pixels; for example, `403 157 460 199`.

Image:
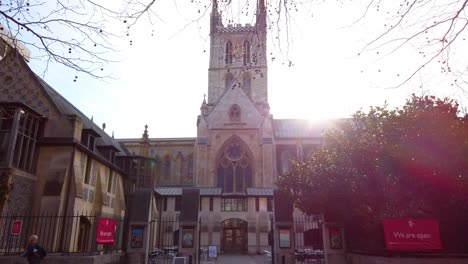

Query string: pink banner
383 218 442 250
96 218 116 244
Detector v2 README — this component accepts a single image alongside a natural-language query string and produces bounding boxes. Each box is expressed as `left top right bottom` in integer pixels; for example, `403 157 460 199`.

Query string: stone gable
205 82 264 130
0 53 59 118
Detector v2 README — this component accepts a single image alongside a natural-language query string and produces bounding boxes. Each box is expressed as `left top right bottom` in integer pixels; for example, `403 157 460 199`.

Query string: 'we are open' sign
383 218 442 250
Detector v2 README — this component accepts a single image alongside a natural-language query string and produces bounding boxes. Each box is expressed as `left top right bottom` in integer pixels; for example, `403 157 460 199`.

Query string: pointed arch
225 41 233 64
216 135 254 193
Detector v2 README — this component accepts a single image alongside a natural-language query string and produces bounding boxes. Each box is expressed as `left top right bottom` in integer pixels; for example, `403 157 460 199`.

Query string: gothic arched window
187 155 194 179
243 41 250 64
217 140 253 193
225 72 234 89
242 72 251 96
163 155 171 179
225 41 233 64
281 151 291 175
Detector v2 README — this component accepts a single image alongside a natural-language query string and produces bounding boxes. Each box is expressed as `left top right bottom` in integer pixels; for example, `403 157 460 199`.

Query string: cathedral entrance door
222 219 247 253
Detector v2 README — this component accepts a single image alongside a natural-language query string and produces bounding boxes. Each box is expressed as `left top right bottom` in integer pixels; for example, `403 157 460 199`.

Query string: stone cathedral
119 0 333 255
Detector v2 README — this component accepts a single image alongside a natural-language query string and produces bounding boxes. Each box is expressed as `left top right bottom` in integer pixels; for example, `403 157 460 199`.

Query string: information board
208 245 217 259
173 257 186 264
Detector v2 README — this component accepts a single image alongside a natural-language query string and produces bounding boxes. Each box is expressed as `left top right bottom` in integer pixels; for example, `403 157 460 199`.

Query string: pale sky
25 0 467 138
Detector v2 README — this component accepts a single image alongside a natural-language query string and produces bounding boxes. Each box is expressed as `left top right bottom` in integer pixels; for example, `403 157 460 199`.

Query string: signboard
383 218 442 250
182 228 194 248
208 245 217 260
173 257 186 264
96 218 116 244
130 227 144 248
11 220 22 235
329 227 343 249
279 229 291 248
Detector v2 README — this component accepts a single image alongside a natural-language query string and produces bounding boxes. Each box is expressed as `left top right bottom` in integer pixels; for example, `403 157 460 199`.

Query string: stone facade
0 52 130 253
118 0 335 256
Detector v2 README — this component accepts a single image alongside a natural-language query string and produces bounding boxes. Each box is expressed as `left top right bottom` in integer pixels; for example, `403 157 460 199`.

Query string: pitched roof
246 188 274 196
155 187 275 196
155 187 222 196
273 119 342 138
35 76 127 154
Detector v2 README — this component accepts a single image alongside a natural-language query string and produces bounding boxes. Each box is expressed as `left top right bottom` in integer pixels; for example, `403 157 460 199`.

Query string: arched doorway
222 219 247 253
77 216 91 252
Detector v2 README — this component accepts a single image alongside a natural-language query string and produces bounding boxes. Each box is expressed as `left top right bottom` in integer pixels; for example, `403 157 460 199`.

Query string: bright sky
25 0 467 138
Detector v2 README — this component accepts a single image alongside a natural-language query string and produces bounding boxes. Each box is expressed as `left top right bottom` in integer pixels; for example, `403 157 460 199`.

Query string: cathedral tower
207 0 268 109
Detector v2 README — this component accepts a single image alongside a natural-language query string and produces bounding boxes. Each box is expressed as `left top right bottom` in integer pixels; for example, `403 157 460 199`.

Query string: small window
107 171 113 193
209 197 214 211
242 72 251 96
267 198 273 212
225 41 233 64
243 41 250 65
281 151 291 174
221 198 247 211
255 198 259 212
163 156 171 179
175 197 182 211
163 198 168 211
84 158 92 184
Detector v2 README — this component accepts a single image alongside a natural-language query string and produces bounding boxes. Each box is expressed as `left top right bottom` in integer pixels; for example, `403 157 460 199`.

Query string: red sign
383 218 442 250
96 218 116 244
11 220 22 235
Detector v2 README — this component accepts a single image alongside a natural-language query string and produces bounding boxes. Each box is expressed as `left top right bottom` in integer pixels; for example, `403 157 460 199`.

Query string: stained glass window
217 140 253 193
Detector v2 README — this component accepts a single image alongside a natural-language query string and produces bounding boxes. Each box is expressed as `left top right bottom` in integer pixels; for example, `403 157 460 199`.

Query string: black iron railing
0 213 124 256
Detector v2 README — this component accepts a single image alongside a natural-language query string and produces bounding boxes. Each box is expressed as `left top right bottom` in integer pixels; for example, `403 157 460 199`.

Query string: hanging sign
96 217 116 244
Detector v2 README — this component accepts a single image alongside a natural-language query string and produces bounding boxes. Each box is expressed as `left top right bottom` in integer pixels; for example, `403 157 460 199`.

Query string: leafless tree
358 0 468 90
0 0 302 78
1 0 467 89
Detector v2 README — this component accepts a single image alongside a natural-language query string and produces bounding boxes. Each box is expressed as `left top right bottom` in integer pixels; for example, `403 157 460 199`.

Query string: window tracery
217 140 252 193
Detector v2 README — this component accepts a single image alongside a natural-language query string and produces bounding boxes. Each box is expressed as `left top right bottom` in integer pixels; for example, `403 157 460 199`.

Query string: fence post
271 215 275 264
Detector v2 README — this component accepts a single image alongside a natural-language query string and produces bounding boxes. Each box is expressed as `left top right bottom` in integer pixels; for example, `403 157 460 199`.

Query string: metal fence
293 217 324 264
0 213 125 256
147 219 181 264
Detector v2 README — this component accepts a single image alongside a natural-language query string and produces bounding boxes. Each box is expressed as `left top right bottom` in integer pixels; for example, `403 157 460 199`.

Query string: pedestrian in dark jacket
21 235 46 264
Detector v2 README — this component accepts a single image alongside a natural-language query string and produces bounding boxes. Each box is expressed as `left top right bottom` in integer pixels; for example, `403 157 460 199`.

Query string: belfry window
216 140 252 193
225 41 233 64
243 41 250 64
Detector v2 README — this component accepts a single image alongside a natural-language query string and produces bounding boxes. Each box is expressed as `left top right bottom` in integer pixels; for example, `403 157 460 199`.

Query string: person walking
21 235 46 264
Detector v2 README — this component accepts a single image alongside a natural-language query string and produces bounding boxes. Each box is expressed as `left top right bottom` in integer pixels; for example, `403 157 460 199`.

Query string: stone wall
6 174 35 215
347 253 468 264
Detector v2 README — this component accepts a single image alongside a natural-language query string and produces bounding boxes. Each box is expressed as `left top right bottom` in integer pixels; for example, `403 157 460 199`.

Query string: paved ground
201 254 268 264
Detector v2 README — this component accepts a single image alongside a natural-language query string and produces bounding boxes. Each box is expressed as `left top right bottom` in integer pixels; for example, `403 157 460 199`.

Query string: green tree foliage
278 94 468 251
